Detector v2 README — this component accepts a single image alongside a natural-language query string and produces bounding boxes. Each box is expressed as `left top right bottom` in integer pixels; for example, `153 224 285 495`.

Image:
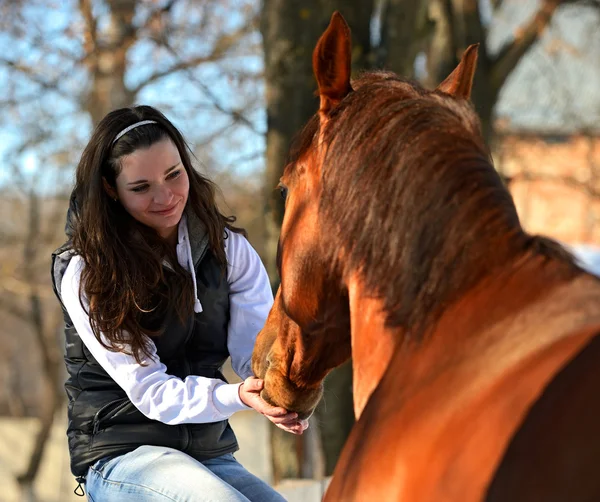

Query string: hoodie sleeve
224 230 274 380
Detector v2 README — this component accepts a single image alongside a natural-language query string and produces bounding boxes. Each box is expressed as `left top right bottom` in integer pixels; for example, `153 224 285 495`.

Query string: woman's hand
239 377 309 435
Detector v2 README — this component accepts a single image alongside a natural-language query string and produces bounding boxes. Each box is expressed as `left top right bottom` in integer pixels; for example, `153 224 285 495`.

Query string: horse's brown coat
326 267 600 501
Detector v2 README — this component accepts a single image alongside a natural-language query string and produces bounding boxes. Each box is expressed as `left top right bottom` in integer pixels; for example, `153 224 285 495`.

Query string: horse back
485 324 600 502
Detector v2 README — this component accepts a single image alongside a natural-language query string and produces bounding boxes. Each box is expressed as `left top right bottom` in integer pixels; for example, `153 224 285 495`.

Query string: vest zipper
73 476 86 496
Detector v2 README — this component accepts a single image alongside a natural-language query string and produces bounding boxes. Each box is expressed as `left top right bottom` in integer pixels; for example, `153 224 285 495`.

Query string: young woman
51 105 306 501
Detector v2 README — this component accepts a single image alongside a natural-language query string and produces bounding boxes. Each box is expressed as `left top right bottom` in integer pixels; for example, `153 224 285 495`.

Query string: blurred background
0 0 598 500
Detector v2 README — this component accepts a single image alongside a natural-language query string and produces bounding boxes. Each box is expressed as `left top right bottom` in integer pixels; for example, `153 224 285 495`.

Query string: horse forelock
301 71 578 338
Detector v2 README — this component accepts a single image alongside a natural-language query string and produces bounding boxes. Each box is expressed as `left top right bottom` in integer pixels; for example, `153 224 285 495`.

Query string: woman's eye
131 185 149 193
279 185 288 200
167 170 181 180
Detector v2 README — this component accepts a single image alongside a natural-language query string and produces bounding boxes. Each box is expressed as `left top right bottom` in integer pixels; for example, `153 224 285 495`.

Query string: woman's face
111 137 189 240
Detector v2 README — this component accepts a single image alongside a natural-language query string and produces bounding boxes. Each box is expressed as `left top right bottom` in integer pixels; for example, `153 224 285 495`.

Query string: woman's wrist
237 381 249 407
213 382 250 416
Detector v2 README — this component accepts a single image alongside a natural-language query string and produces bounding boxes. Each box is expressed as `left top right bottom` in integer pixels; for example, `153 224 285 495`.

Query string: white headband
112 120 157 144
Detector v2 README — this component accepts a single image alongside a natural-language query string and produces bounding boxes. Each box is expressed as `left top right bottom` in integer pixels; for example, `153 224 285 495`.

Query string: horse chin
261 369 323 420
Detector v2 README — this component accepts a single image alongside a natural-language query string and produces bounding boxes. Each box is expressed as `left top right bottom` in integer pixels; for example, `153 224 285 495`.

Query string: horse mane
288 71 580 339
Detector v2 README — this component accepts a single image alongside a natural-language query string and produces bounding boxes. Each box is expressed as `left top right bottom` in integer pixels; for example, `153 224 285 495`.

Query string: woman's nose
154 185 173 205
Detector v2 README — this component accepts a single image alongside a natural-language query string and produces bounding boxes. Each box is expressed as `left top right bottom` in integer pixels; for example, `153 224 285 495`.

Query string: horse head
253 11 489 419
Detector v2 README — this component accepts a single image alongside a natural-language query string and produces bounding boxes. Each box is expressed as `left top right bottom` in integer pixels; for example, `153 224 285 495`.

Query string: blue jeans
85 446 286 501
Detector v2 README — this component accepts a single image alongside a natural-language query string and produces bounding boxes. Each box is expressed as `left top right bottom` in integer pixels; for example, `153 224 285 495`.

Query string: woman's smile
151 200 180 217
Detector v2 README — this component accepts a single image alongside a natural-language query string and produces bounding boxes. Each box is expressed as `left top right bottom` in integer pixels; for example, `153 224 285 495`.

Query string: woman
51 105 305 501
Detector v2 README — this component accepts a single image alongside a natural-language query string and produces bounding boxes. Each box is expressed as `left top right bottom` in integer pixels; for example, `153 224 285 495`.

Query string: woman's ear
102 177 118 201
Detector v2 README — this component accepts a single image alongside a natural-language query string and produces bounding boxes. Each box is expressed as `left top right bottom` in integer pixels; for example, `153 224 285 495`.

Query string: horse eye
279 186 288 200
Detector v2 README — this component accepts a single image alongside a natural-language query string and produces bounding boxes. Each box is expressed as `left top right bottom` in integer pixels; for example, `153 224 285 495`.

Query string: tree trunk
321 0 375 70
380 0 433 76
426 0 496 144
82 0 137 125
261 0 377 283
261 0 322 282
261 1 377 479
314 361 354 475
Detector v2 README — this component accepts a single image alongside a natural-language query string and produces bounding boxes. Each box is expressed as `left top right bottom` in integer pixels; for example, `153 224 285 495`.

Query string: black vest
51 238 238 480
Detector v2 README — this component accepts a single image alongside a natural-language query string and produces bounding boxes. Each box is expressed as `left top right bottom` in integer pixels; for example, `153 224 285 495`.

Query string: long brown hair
71 105 243 363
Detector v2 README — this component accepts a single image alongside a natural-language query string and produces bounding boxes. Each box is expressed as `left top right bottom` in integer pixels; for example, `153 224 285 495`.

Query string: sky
571 243 600 276
0 0 598 195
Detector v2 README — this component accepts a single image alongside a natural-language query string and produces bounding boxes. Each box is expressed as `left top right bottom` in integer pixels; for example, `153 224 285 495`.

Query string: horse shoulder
324 321 600 502
409 319 600 502
485 324 600 502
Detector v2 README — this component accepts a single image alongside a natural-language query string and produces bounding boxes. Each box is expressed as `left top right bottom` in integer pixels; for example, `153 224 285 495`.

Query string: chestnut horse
252 12 600 501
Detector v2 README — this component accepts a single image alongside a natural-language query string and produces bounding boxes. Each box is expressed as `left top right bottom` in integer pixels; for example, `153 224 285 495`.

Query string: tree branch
195 121 238 147
135 33 263 135
130 54 228 95
223 150 265 170
490 0 567 93
0 93 43 109
138 0 178 34
0 59 72 98
78 0 98 59
130 11 259 95
186 76 263 134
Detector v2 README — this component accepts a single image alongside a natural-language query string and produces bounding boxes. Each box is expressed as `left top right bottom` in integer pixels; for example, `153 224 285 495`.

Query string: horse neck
347 273 400 418
347 250 586 420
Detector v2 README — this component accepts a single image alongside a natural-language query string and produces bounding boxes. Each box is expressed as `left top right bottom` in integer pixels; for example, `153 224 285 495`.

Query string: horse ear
436 44 479 100
312 11 353 117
